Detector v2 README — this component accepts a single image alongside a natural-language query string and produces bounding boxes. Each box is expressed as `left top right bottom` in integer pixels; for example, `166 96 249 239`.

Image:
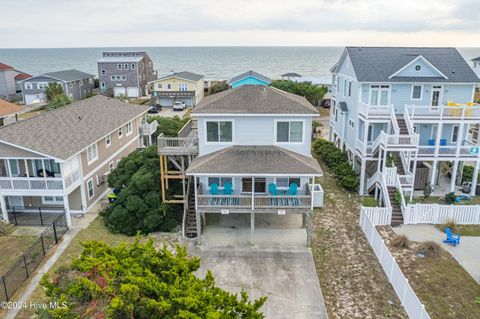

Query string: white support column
450 160 459 192
471 160 480 197
251 176 255 246
430 160 438 188
194 176 201 245
359 159 366 195
0 195 8 223
434 123 443 157
382 148 388 173
374 185 379 200
63 194 72 227
24 159 29 177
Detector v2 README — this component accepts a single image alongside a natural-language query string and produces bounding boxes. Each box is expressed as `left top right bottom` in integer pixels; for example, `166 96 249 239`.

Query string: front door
242 178 266 193
431 85 442 107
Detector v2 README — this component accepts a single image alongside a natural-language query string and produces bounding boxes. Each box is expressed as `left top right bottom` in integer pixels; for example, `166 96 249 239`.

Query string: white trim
86 143 99 165
192 113 320 118
368 84 391 106
388 55 449 79
125 121 133 136
204 119 234 145
430 85 443 107
273 119 306 144
410 84 423 101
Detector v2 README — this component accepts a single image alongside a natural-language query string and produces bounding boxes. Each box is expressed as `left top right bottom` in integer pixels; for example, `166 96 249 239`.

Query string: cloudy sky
1 0 479 48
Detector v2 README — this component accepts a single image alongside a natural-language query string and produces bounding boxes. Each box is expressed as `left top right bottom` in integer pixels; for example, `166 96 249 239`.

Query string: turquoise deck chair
223 182 233 195
288 183 298 195
268 183 278 195
210 183 219 195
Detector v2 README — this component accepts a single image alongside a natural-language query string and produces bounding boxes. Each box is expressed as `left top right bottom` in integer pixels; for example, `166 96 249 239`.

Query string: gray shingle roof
229 70 272 85
192 85 319 115
186 145 323 176
281 72 302 77
0 95 150 160
345 47 480 83
43 69 94 82
158 71 204 81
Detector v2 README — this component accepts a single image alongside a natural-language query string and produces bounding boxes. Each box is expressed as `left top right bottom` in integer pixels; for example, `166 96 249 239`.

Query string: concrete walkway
5 212 98 319
393 224 480 284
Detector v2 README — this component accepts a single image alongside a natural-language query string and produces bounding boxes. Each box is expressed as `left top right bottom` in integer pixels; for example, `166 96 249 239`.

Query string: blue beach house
228 70 272 88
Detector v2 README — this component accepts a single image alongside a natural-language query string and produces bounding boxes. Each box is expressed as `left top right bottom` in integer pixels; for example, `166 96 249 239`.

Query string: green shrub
423 183 433 199
312 139 359 191
362 197 379 207
445 192 456 205
462 165 480 184
148 115 189 137
40 240 266 318
103 146 182 235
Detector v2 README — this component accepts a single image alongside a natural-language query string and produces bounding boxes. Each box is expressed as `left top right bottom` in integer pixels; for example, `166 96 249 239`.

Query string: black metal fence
7 206 65 226
0 211 69 302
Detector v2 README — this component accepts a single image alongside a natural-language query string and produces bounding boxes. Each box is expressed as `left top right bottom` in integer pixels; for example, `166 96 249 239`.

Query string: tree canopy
45 82 71 109
271 80 327 106
40 239 266 318
148 116 189 137
103 146 181 235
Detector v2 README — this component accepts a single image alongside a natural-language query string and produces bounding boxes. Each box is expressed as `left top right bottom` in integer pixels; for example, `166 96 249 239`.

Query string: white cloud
0 0 479 47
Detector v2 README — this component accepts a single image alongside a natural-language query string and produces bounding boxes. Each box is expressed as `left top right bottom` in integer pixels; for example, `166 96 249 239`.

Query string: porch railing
406 104 480 120
7 206 65 226
141 120 159 135
157 129 198 155
0 177 63 191
357 102 393 118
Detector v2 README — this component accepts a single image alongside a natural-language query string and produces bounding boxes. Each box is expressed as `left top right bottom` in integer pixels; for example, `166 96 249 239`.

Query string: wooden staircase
387 186 404 226
395 115 410 135
184 181 199 238
393 154 405 175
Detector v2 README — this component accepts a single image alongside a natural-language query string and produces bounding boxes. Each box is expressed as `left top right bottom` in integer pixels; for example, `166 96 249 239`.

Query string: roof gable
229 71 272 87
389 55 447 79
344 47 479 83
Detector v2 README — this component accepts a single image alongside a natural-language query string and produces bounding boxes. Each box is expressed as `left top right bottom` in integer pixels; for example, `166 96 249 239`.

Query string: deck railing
141 120 159 135
406 104 480 120
0 177 63 191
357 103 393 118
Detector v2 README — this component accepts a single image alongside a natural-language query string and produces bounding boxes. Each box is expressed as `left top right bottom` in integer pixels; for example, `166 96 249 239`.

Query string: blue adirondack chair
443 227 461 246
440 138 447 146
223 182 233 195
428 139 435 146
288 183 298 195
210 183 219 195
268 183 278 195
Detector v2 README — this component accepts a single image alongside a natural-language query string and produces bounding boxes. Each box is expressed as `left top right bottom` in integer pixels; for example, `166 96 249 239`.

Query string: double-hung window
131 64 136 70
206 121 232 142
126 121 133 135
117 64 122 70
105 134 111 147
411 85 422 100
276 177 301 189
208 177 232 189
100 69 106 76
86 143 98 164
179 83 188 91
87 178 94 199
276 121 303 143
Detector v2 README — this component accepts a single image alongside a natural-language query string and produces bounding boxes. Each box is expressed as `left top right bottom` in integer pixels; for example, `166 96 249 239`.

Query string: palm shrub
445 192 457 205
40 239 266 318
313 139 359 191
423 183 433 198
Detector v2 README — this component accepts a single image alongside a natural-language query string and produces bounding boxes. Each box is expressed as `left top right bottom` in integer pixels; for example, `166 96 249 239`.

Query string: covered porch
186 145 324 246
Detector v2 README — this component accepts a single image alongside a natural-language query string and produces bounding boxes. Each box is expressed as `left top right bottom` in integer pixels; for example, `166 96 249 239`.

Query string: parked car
147 106 159 114
173 101 187 111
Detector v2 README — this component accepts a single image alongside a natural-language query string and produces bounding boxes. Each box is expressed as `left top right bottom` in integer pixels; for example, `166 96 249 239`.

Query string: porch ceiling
186 145 323 176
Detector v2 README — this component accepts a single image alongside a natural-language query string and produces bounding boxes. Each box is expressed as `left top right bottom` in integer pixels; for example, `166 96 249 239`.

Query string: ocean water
0 47 479 80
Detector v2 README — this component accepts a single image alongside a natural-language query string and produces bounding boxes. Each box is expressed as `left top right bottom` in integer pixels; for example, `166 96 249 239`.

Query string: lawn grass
312 161 407 318
0 232 38 275
13 216 137 319
380 227 480 319
434 224 480 236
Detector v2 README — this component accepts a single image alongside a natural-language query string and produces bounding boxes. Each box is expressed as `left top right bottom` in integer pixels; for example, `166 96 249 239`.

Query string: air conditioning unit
96 172 109 186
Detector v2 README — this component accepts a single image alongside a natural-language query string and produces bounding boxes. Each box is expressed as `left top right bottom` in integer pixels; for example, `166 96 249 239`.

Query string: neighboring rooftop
97 56 143 63
0 95 150 160
281 72 302 77
186 145 323 176
472 56 480 62
14 72 32 80
23 69 94 82
0 99 22 117
0 63 14 71
229 70 272 85
344 47 480 83
192 85 319 115
157 71 204 82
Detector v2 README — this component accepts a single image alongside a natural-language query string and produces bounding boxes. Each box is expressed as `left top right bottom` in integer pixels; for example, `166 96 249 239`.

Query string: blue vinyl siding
231 76 270 88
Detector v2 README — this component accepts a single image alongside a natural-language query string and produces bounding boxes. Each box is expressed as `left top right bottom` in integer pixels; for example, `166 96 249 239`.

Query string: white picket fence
361 206 392 225
360 208 431 319
404 204 480 225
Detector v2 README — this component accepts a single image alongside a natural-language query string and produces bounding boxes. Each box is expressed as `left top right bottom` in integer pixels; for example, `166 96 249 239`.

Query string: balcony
157 120 198 155
196 183 315 213
357 102 393 118
141 120 158 135
0 177 63 191
406 104 480 121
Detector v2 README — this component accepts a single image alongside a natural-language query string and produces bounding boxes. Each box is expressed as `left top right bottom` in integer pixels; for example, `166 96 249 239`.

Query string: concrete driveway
191 246 328 319
394 224 480 283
